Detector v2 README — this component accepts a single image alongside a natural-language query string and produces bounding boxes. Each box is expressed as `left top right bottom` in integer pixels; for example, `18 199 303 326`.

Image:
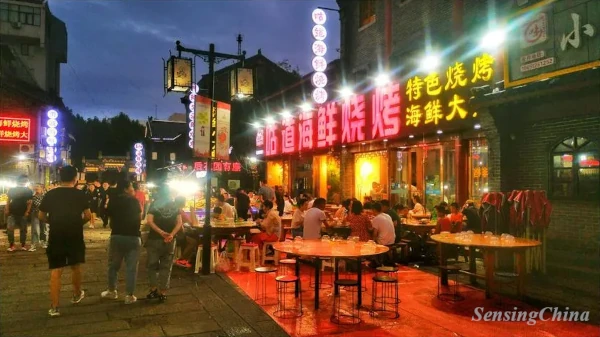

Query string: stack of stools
437 265 464 301
274 275 303 319
255 266 277 305
370 272 400 319
331 279 361 325
194 244 219 274
236 243 260 272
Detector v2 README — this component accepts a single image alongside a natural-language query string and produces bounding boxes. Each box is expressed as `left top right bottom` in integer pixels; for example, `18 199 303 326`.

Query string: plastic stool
274 275 303 318
230 237 246 260
262 241 280 266
370 275 400 319
194 244 219 274
331 279 361 325
437 265 464 301
236 243 260 271
255 266 277 305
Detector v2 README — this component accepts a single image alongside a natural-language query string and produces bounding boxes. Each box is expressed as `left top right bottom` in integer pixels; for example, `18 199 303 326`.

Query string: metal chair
255 266 277 305
370 275 400 319
274 275 303 319
331 279 361 325
437 265 464 301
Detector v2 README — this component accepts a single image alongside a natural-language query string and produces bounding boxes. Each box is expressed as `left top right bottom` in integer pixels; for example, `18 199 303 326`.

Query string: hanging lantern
165 56 193 93
230 68 254 99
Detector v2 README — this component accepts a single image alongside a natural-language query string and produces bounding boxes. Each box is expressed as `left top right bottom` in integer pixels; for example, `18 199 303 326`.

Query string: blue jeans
30 216 40 245
7 215 27 246
107 235 141 295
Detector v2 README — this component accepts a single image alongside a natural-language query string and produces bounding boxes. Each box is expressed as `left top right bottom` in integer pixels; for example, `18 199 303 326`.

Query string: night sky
48 0 341 121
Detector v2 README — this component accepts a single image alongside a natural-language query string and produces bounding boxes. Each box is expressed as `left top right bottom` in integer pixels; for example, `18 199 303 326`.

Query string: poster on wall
215 101 231 161
193 96 211 158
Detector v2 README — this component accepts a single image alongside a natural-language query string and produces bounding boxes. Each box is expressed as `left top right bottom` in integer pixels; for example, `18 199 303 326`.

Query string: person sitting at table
217 195 235 219
371 203 395 245
334 199 351 220
434 205 452 234
252 200 281 248
291 198 308 238
461 200 481 233
408 195 425 218
212 207 224 220
448 202 464 232
345 200 371 241
283 194 294 214
303 198 329 240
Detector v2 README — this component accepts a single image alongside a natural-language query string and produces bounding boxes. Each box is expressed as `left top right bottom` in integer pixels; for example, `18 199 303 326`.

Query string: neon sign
134 142 144 175
45 109 59 163
311 8 328 105
188 84 199 148
194 161 242 172
0 117 31 142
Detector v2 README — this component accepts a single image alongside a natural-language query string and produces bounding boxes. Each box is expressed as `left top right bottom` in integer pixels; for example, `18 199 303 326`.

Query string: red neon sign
194 161 242 172
0 117 31 143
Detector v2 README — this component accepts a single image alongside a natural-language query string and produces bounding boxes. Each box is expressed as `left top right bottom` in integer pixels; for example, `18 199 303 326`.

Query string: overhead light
251 121 262 129
279 110 292 118
249 157 258 164
361 142 366 145
341 144 346 148
16 154 26 161
409 135 415 139
437 130 443 134
300 102 312 112
374 73 390 87
474 123 482 130
480 28 506 50
236 92 246 99
420 53 441 72
339 86 353 98
383 139 388 142
264 116 275 125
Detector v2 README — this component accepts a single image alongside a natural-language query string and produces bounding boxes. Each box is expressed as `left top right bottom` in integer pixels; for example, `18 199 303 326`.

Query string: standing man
257 179 275 203
235 188 250 221
29 184 46 251
99 182 110 228
38 166 91 317
5 175 33 252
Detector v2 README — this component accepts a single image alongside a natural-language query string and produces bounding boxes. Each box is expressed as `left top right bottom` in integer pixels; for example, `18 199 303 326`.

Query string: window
469 139 489 200
359 0 376 28
551 137 599 199
20 44 30 56
0 4 41 26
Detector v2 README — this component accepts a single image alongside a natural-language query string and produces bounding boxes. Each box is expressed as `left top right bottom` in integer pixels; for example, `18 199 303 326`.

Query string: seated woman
448 202 464 232
283 194 294 214
434 205 452 234
345 200 372 241
408 195 425 218
334 199 352 220
291 198 308 238
251 200 281 248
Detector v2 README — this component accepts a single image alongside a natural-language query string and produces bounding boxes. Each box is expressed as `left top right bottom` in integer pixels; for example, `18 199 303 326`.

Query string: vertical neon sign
188 83 199 148
134 142 144 178
45 109 59 163
311 8 328 105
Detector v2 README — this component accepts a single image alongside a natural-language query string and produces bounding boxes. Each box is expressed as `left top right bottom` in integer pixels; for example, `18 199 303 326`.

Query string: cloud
117 20 179 43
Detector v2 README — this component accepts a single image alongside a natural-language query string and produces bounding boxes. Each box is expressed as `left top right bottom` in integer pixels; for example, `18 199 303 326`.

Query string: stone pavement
0 225 290 337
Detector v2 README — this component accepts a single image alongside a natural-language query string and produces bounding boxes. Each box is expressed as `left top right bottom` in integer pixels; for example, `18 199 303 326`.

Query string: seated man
370 203 396 267
251 201 281 248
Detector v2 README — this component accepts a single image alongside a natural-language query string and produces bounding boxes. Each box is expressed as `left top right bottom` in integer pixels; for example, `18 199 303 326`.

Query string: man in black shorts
38 166 91 317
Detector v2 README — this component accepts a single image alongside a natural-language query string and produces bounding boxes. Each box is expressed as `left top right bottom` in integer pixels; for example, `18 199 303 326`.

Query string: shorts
47 246 86 269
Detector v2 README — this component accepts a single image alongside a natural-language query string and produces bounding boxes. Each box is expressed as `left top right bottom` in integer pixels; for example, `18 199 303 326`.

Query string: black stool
277 258 297 276
274 275 303 318
331 279 361 325
309 257 333 289
437 265 464 301
255 266 277 305
370 275 400 319
375 266 398 278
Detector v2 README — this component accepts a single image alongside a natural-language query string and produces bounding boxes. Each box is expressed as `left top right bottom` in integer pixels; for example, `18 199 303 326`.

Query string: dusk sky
48 0 341 121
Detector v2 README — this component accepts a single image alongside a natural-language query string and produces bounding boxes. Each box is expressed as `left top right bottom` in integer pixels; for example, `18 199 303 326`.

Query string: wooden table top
430 233 541 249
193 220 257 228
273 240 389 258
404 221 436 228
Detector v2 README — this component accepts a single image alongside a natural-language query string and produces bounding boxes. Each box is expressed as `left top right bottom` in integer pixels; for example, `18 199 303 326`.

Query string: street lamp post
174 41 246 275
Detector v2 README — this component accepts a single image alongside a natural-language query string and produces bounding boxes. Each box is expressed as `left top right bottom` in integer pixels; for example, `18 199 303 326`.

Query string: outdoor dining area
172 193 598 337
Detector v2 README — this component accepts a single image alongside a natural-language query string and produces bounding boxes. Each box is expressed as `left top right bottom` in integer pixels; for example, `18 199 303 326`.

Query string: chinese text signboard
194 161 242 173
258 53 494 157
0 117 31 142
505 0 600 88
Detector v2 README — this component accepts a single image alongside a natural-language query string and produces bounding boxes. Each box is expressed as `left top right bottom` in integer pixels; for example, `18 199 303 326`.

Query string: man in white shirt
371 203 395 245
302 198 329 240
217 195 235 219
291 198 308 238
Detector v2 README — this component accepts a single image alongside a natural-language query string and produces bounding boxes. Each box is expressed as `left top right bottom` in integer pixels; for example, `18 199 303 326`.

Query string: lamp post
174 41 247 275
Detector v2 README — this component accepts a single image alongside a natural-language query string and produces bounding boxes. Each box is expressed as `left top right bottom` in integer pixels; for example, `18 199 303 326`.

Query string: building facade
0 0 67 184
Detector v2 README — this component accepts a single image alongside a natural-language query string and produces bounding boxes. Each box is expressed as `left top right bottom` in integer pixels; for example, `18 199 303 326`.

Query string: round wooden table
273 240 389 309
430 233 541 299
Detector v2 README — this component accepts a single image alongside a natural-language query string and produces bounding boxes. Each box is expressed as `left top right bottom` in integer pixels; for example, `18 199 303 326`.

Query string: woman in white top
408 195 425 217
283 194 294 214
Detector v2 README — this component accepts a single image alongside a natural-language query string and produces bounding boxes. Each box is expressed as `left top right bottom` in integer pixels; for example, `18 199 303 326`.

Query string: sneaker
101 289 118 300
124 295 137 305
146 289 159 300
20 245 28 251
158 293 167 302
48 307 60 317
7 245 16 252
42 242 48 249
28 246 37 252
71 290 85 304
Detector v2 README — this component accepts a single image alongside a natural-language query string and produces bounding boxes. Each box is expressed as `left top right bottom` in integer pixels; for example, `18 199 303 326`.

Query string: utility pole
175 41 246 275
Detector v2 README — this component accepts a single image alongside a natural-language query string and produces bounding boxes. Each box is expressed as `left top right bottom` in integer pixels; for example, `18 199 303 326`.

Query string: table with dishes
273 238 389 310
431 232 541 298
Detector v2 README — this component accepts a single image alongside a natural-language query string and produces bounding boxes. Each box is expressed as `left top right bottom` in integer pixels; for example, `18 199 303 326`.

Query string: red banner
0 117 31 143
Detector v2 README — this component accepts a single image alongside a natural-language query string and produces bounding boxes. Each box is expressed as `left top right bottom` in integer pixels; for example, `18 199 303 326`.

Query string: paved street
0 225 289 337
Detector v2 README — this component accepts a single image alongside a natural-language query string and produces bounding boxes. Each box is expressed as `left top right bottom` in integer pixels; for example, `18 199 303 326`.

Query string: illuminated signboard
194 161 242 172
46 109 59 163
133 142 145 176
188 84 199 148
0 117 31 142
259 53 495 157
311 8 328 105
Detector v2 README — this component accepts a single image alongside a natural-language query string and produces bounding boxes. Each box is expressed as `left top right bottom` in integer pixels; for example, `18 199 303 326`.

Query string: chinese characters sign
0 117 31 142
311 8 329 104
505 0 600 88
404 54 495 128
194 161 242 172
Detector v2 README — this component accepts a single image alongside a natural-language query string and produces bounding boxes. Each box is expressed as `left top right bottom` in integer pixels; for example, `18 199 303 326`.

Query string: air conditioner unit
11 22 22 29
19 144 34 154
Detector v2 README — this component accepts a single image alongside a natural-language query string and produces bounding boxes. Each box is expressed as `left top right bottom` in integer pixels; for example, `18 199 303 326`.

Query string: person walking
5 175 33 252
85 183 100 229
145 187 182 302
99 182 110 227
29 184 45 251
100 180 142 304
38 166 91 317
